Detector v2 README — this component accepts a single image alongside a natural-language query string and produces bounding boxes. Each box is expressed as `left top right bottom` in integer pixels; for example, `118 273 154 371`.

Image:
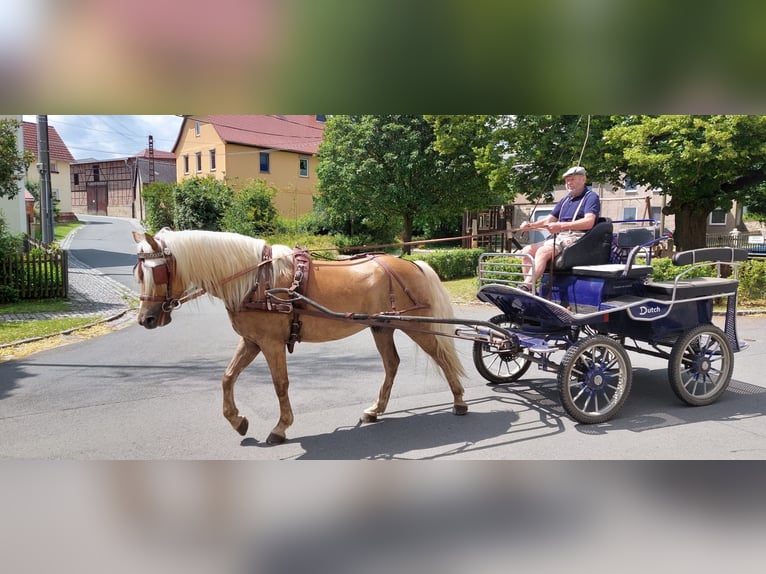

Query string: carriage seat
553 217 613 271
643 247 747 300
644 277 739 299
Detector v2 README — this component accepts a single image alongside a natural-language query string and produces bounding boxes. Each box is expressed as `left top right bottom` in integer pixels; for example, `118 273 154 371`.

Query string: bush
174 176 232 231
649 257 717 281
404 248 484 280
0 213 22 257
738 259 766 301
221 179 278 237
142 182 175 232
0 284 19 303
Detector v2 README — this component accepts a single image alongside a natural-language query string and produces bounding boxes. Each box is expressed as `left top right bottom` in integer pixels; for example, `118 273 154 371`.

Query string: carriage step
516 333 562 354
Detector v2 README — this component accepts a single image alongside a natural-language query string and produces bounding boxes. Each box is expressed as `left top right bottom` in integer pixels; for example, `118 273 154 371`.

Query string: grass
443 277 482 304
0 299 71 314
0 316 96 345
55 221 82 241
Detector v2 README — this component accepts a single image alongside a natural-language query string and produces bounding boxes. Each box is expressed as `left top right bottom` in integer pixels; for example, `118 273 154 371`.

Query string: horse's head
133 230 185 329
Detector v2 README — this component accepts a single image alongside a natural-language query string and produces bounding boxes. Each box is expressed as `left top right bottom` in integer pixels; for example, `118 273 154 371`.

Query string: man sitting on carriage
518 165 601 292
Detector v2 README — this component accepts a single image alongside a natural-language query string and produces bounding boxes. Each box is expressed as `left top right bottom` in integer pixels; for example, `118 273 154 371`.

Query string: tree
430 115 618 202
433 115 766 251
603 115 766 250
0 118 32 200
316 115 496 254
173 175 232 231
221 178 278 237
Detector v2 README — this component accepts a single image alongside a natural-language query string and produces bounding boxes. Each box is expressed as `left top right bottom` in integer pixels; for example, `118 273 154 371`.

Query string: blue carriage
473 219 748 424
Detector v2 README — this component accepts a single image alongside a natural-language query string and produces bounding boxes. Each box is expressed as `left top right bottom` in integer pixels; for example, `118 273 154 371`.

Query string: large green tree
0 118 32 200
430 115 618 201
603 115 766 250
432 115 766 250
316 115 497 253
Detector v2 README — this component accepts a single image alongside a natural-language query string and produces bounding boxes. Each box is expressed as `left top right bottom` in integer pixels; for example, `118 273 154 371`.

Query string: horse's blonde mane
155 229 294 311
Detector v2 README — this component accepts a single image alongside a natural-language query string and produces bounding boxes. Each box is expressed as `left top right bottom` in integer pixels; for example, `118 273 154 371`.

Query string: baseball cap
562 166 586 178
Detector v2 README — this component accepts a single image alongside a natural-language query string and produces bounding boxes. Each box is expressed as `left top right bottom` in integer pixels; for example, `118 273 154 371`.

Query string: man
518 165 601 292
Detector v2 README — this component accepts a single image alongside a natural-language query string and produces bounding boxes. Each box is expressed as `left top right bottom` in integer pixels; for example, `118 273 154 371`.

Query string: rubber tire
668 324 733 406
557 334 632 424
473 314 532 384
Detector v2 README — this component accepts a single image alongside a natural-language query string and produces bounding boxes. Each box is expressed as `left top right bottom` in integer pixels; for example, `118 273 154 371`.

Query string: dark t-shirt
551 187 601 222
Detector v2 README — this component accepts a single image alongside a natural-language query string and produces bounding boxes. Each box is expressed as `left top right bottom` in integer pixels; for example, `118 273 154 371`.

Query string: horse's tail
413 261 466 379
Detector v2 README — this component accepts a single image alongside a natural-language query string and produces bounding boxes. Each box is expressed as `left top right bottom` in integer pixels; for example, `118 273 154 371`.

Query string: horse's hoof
452 405 468 416
360 412 378 423
236 417 249 436
266 432 286 445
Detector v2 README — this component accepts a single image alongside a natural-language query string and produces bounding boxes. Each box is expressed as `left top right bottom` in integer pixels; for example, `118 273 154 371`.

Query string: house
0 115 26 235
172 115 326 220
70 149 175 218
23 120 76 222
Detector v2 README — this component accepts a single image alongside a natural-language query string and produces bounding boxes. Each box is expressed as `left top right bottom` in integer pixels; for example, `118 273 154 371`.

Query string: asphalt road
1 216 765 459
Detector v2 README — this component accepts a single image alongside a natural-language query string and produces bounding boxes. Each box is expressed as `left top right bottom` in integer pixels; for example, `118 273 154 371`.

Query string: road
1 216 765 459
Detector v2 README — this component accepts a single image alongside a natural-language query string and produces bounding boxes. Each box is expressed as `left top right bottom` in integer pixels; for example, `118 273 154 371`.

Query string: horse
133 228 467 444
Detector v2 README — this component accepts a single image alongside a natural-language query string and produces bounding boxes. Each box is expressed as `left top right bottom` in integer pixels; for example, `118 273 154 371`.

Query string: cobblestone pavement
0 252 136 324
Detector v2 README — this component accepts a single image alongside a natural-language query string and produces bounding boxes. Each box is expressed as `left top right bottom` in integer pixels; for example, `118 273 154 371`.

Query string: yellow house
172 115 325 220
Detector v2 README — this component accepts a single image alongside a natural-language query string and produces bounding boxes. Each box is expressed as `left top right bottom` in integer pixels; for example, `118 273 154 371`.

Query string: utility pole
36 115 55 246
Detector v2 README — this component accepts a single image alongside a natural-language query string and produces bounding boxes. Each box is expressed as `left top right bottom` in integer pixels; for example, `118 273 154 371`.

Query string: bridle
135 240 205 315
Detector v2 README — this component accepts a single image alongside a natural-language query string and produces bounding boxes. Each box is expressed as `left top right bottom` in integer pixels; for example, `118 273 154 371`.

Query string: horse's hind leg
362 327 401 423
222 337 261 436
405 330 468 416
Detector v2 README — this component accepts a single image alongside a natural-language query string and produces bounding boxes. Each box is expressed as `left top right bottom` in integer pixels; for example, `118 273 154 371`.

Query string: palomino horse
133 229 467 444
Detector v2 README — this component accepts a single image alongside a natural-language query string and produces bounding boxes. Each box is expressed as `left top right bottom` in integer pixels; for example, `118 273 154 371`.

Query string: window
710 209 727 225
623 176 638 194
195 121 201 137
73 173 79 186
209 149 216 171
622 207 637 221
299 156 309 177
650 206 662 223
195 152 202 173
50 161 59 174
93 165 100 182
260 152 270 173
183 155 189 174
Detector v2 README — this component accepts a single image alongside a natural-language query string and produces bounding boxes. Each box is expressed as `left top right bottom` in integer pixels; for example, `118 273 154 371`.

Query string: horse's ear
133 231 160 252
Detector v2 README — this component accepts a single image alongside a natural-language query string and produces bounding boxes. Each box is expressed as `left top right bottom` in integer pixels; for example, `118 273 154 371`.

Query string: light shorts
542 231 585 252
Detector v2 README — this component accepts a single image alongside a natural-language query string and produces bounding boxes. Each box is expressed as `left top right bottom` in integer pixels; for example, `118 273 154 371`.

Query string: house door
87 183 108 215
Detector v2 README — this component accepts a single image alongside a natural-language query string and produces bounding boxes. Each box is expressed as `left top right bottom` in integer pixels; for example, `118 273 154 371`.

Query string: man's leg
520 242 540 288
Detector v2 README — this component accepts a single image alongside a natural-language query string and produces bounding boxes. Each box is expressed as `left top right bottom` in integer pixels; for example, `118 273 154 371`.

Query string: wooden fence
0 250 69 300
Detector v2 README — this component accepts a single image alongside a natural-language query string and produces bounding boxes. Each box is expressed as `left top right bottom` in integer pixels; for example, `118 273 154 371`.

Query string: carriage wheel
668 324 733 406
473 314 532 384
557 335 632 424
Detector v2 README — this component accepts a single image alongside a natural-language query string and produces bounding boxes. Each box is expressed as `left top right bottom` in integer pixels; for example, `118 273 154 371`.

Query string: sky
22 115 184 160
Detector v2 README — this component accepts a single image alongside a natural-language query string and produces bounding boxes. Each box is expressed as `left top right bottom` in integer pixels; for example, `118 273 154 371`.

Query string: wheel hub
584 366 608 391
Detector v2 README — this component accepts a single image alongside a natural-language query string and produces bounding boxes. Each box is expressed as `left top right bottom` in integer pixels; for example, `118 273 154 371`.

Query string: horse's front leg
222 337 261 436
261 341 293 444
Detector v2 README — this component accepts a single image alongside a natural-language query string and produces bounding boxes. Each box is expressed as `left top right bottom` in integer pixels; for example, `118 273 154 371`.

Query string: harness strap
368 254 429 314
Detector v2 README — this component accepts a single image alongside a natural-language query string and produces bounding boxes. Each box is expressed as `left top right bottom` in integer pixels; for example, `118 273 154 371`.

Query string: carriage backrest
672 247 748 266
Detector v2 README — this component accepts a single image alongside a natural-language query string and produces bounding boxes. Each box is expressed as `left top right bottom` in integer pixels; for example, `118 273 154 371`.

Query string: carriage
470 219 748 424
133 220 749 443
